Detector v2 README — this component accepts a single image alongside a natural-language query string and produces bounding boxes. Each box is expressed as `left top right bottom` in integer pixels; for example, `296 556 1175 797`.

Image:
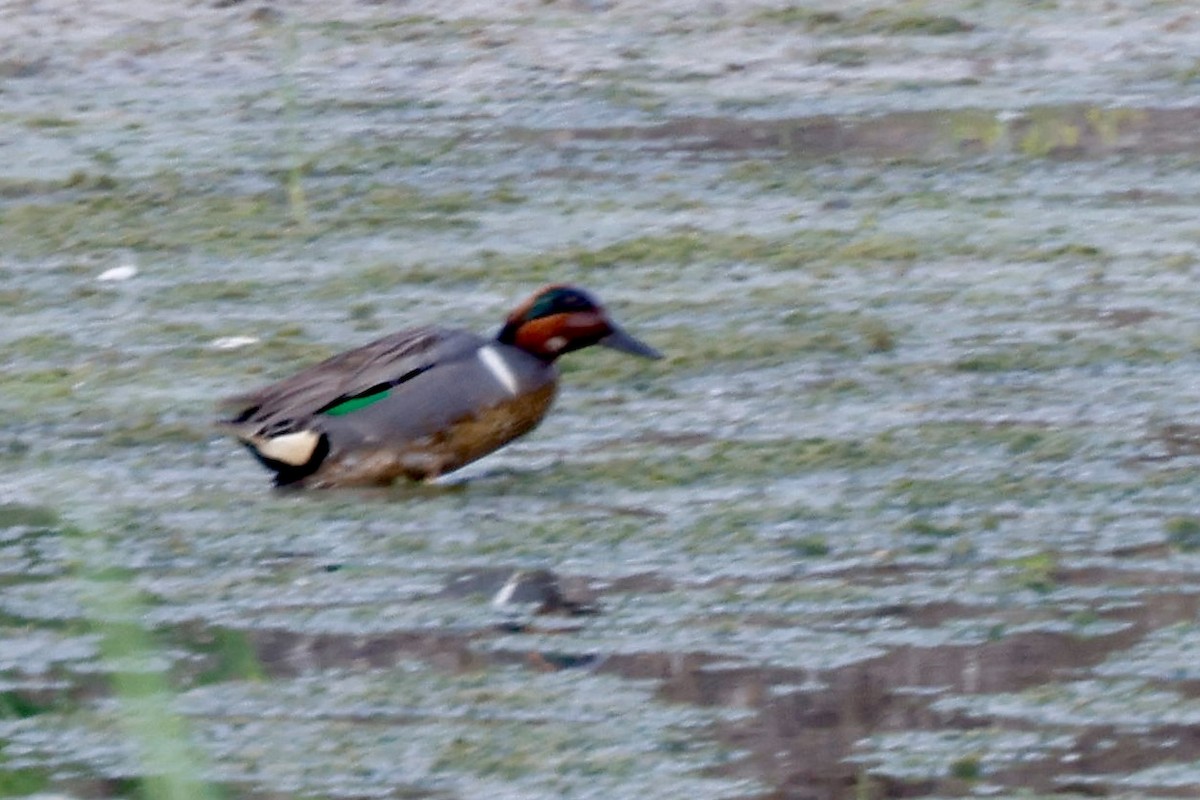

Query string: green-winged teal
218 284 661 488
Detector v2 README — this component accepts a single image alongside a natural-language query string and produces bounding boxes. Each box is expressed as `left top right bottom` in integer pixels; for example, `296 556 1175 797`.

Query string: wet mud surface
5 1 1200 798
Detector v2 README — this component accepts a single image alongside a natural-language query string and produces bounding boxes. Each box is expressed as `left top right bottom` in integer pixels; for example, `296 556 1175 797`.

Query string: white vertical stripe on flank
478 345 519 395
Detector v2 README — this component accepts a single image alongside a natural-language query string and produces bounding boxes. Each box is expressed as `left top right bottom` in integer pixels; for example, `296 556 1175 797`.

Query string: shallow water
5 1 1200 798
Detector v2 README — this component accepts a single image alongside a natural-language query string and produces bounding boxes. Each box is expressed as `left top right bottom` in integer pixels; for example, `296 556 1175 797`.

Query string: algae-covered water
5 1 1200 798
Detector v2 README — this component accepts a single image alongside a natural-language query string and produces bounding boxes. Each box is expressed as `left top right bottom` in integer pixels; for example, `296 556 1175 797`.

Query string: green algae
814 47 870 68
902 518 964 539
99 415 212 449
909 422 1082 462
751 6 971 36
0 757 49 798
953 338 1181 373
0 183 288 258
0 504 60 530
0 171 482 259
1164 516 1200 551
23 115 78 129
540 435 902 492
1002 551 1062 594
158 280 269 307
186 629 267 686
885 473 1114 512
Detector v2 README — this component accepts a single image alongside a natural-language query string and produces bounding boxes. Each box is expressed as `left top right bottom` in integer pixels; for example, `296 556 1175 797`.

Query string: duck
217 284 661 488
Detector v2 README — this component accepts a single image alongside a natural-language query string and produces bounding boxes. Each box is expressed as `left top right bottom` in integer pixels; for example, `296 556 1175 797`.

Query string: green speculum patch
321 389 391 416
